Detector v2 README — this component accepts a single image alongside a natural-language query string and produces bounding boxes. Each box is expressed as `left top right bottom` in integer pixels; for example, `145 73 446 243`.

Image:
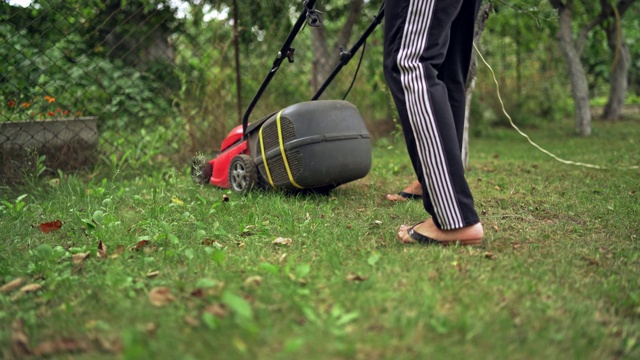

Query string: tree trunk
310 0 364 93
554 4 592 136
603 35 629 120
462 3 491 169
602 12 631 120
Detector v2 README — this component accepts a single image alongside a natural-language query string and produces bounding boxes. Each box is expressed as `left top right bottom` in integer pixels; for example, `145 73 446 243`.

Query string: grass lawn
1 116 639 359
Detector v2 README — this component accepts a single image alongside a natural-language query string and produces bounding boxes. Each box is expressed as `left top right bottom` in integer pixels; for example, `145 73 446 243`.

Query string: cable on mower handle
241 0 320 139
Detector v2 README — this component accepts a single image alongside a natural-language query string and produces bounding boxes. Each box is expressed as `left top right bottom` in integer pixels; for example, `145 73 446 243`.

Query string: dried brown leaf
345 273 367 282
146 270 160 278
38 220 63 234
203 303 227 318
131 239 150 251
19 283 42 294
72 252 91 264
144 322 158 336
202 238 222 247
97 241 108 259
148 287 175 307
32 338 91 356
0 278 24 293
484 252 495 260
184 315 200 327
190 288 205 298
222 194 230 202
272 237 292 246
92 335 122 354
114 245 125 255
243 276 262 287
11 319 32 357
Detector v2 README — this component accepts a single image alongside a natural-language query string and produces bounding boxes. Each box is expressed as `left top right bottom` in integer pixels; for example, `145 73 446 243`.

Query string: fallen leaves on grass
72 252 91 264
484 252 496 260
38 220 62 234
272 237 292 246
202 238 223 247
11 319 32 357
146 270 160 278
243 276 262 287
0 278 24 293
19 283 42 294
131 239 150 252
148 287 175 307
91 335 123 354
32 338 91 356
346 273 367 282
97 241 108 259
12 283 43 300
582 256 600 266
184 315 200 327
204 304 227 318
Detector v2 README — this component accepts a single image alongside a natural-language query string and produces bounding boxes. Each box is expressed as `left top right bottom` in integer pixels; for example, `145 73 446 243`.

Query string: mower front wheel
229 155 258 193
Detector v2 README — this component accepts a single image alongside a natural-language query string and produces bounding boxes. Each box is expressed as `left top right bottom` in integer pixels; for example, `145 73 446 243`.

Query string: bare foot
386 180 422 202
396 218 483 245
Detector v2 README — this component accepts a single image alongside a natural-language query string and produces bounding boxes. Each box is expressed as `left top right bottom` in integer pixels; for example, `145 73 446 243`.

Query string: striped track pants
383 0 482 230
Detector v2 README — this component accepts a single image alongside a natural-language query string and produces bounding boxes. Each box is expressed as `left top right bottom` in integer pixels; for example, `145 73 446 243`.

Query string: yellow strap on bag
258 110 304 189
258 125 275 188
275 111 303 189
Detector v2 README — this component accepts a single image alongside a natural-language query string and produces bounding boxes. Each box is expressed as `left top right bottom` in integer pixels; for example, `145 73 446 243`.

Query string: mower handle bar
242 0 320 138
311 2 384 100
241 0 385 138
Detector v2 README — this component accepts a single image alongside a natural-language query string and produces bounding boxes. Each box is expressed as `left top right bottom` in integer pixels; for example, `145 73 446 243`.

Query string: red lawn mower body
207 125 248 189
190 1 383 194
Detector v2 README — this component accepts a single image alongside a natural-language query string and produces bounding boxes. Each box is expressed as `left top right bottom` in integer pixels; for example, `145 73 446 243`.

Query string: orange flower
22 102 30 108
44 95 56 103
47 111 55 117
7 100 16 107
63 110 70 115
56 108 62 113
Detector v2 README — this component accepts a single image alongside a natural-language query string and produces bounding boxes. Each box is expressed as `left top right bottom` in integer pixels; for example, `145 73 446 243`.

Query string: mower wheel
190 155 212 185
229 154 258 193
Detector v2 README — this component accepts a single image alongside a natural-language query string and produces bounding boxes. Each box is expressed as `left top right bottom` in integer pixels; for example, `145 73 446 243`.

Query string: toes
396 227 416 244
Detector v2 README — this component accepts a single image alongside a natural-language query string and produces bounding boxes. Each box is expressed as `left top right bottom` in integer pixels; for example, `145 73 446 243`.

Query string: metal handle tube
311 2 385 101
242 0 318 137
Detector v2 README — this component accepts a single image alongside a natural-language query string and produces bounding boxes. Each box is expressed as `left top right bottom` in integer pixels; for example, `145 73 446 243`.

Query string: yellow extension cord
473 42 639 171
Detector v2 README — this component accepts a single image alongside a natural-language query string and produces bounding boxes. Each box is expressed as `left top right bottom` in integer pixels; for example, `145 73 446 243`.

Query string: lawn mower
191 0 385 194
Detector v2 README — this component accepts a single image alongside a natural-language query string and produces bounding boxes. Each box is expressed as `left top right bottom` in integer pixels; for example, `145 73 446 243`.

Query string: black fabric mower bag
247 100 371 191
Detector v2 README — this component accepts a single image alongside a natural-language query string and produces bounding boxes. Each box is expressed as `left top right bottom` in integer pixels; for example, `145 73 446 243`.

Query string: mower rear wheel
229 154 258 193
190 155 212 185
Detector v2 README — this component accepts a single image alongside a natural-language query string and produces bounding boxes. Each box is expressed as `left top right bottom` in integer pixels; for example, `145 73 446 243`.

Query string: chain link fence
1 0 395 184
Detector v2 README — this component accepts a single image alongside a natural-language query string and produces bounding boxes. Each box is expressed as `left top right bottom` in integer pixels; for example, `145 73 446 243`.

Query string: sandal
386 191 422 202
399 223 483 246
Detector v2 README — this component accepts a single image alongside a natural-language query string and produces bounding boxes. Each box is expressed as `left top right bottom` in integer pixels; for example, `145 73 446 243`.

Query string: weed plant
0 117 638 359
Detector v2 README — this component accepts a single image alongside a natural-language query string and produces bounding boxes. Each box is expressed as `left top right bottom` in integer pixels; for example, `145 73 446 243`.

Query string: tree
462 3 491 169
309 0 364 92
549 0 593 136
598 0 637 120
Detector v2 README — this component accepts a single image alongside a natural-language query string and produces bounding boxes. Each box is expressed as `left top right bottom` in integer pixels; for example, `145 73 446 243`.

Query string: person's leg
386 179 422 201
438 0 482 146
384 0 481 237
389 1 481 202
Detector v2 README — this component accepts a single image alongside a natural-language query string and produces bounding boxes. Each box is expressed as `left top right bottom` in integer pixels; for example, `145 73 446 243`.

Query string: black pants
383 0 481 230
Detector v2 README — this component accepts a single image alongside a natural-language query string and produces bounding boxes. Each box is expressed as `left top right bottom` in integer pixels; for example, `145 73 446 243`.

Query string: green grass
1 116 639 359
